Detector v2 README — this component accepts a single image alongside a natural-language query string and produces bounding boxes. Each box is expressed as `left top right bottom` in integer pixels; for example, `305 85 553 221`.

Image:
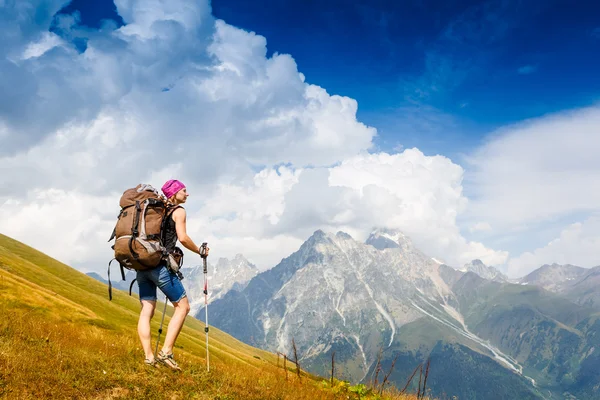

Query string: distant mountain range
201 228 600 400
87 270 137 296
181 254 258 316
516 263 600 309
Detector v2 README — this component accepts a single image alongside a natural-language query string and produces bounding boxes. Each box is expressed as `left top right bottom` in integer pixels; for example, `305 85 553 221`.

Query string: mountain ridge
207 228 555 399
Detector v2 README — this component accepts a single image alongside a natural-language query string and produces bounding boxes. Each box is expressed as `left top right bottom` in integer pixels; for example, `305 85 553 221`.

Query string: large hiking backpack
107 184 180 300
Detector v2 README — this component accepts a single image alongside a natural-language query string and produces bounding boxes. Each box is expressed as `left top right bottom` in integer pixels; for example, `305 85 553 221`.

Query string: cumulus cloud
0 0 560 275
198 166 302 234
0 0 101 154
0 189 115 266
0 0 382 272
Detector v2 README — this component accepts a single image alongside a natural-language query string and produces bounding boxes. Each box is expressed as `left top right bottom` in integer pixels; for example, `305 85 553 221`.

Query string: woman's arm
172 207 201 254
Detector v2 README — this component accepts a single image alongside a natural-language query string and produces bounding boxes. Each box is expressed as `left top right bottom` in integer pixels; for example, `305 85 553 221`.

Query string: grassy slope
0 234 424 400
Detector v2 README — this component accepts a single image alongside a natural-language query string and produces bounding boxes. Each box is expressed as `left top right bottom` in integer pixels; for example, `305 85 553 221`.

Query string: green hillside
453 272 600 398
0 233 424 400
365 317 545 400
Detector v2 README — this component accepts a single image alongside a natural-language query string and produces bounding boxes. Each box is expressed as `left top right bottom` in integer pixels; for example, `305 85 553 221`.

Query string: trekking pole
155 295 169 357
200 242 210 371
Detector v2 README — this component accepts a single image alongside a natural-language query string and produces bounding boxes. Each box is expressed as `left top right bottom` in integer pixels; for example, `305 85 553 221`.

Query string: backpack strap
108 227 116 242
129 201 142 260
160 205 182 245
129 278 137 296
165 205 182 222
107 258 126 301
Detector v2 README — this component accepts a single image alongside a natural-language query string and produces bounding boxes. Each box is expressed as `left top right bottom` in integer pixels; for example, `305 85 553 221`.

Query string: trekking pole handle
200 242 209 259
200 242 209 274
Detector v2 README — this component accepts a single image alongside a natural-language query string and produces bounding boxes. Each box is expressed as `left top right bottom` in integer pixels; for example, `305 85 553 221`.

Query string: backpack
106 183 180 300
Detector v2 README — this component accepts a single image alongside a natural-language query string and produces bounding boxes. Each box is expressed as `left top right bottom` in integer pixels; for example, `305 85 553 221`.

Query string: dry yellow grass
0 233 430 400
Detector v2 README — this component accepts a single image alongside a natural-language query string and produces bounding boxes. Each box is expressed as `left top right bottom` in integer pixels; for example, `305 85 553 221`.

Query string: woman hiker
136 179 209 370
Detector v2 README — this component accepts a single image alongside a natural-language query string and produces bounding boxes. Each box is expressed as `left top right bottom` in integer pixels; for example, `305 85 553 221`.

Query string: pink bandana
162 179 186 199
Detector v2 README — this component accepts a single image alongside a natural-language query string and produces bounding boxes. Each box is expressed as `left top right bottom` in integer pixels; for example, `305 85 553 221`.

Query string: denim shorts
137 264 187 303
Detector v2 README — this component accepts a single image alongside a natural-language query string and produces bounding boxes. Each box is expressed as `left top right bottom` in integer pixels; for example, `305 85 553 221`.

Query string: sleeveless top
162 206 180 253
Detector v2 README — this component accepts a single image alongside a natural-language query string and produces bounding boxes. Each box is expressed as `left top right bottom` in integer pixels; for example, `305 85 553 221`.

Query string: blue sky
54 0 600 160
212 0 600 158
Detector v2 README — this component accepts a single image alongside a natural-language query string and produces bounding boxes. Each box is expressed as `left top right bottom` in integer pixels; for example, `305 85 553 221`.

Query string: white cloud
0 189 115 267
507 214 600 277
20 31 63 60
2 0 594 278
465 106 600 231
0 112 144 197
115 0 210 38
199 166 301 232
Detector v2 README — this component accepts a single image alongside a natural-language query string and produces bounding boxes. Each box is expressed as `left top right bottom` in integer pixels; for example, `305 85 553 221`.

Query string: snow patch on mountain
379 230 405 243
365 228 410 250
354 264 396 346
353 334 370 381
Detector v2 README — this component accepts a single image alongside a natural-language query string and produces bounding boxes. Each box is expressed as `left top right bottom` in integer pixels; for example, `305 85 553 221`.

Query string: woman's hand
199 244 210 258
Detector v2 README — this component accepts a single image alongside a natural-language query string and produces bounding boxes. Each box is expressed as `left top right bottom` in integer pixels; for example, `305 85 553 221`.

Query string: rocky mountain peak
233 253 252 263
216 253 257 271
519 263 586 292
459 259 508 282
207 228 458 378
301 229 331 248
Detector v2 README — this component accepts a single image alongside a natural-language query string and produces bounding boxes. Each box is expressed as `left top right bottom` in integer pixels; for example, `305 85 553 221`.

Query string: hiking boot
157 350 181 371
